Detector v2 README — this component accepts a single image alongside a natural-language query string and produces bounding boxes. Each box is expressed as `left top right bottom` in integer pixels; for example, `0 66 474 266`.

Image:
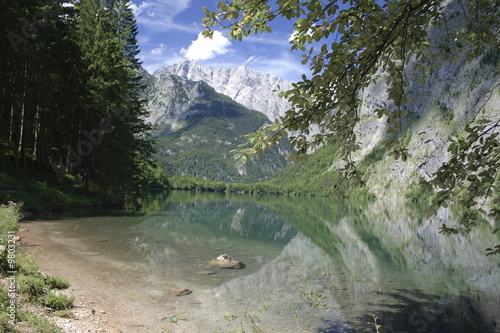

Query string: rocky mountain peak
153 60 293 121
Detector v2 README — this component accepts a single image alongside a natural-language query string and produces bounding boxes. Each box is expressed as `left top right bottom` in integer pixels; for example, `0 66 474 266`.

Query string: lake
30 190 500 332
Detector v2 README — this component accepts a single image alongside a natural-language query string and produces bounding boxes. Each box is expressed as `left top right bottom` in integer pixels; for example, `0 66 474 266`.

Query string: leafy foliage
202 0 500 253
203 0 498 160
433 120 499 233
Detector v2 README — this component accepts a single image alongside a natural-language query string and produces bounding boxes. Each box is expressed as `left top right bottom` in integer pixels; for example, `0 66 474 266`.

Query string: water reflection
129 195 295 289
123 191 500 332
50 191 500 332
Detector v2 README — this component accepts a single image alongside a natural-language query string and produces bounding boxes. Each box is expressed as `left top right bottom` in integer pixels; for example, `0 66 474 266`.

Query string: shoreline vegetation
0 147 380 218
0 202 73 332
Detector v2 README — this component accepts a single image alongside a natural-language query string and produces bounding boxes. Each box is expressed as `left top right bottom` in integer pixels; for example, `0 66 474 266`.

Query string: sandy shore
18 220 217 333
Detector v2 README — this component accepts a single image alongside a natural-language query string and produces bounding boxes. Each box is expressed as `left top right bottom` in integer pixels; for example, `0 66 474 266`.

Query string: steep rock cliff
153 60 293 121
351 1 499 199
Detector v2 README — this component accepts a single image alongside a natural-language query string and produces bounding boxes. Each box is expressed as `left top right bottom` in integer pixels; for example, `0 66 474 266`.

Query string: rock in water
170 288 193 296
208 254 244 269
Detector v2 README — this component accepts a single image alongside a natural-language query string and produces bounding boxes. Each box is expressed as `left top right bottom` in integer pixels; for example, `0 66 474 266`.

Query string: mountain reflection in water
53 191 500 332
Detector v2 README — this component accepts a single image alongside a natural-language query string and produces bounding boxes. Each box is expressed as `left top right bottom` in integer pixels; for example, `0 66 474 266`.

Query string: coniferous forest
0 0 167 198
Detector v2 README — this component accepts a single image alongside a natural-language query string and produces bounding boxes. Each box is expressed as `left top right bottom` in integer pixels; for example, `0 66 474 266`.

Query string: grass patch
0 286 9 312
16 275 46 301
15 253 40 276
0 311 15 332
44 293 74 311
0 203 20 273
16 310 62 333
0 203 75 332
45 276 70 290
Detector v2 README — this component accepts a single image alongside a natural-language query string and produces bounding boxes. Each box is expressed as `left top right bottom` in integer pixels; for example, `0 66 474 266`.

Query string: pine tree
0 0 80 170
74 0 152 191
1 0 158 193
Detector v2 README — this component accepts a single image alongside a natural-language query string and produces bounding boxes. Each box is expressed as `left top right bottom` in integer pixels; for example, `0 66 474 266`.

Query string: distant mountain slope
137 66 156 100
145 72 287 183
260 0 500 199
142 1 498 200
153 60 293 121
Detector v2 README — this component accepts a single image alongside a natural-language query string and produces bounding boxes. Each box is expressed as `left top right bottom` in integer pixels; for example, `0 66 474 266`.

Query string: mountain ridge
152 60 293 121
143 70 288 183
142 25 499 198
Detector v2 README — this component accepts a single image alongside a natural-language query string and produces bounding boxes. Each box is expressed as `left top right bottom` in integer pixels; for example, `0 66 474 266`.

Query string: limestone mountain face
345 1 499 199
141 0 498 196
136 66 156 100
153 60 293 121
145 73 210 136
143 71 287 183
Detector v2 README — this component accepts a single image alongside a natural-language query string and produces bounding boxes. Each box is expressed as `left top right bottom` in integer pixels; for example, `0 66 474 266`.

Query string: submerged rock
208 254 244 269
170 288 192 296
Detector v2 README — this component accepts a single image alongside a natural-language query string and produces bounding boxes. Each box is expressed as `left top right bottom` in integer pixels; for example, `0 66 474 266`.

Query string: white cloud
132 0 196 33
181 31 232 61
243 56 259 66
150 43 167 56
138 42 183 75
130 2 152 16
288 31 298 42
287 26 317 43
244 53 307 82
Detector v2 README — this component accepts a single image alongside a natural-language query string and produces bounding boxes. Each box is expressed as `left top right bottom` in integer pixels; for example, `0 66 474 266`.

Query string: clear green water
35 190 500 332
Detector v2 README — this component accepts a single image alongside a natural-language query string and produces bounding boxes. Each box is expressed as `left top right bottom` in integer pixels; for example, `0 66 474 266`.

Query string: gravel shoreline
17 221 165 333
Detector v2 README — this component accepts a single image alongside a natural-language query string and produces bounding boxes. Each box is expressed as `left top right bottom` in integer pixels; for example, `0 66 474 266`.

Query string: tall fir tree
1 0 160 194
74 0 152 191
0 0 83 170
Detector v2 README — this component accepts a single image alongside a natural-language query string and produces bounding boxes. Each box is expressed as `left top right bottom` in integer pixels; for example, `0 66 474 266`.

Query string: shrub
16 254 40 276
45 276 70 290
16 275 46 300
44 293 74 311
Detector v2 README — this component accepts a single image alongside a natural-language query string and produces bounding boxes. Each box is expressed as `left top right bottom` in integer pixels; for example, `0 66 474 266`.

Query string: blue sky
130 0 307 81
